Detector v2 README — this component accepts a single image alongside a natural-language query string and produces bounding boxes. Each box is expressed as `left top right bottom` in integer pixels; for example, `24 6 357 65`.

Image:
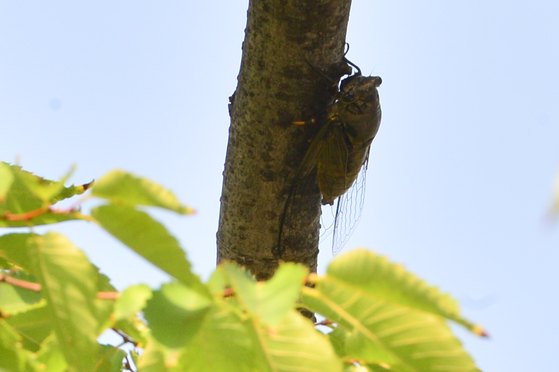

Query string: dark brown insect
299 71 382 205
277 58 382 256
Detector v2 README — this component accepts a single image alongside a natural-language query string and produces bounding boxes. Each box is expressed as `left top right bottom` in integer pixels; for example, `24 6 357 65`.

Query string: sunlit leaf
206 265 227 296
0 233 34 269
141 286 341 371
301 249 481 371
0 281 43 315
5 304 51 352
144 282 212 350
112 284 152 345
136 340 167 372
325 249 481 332
35 334 67 372
0 320 38 371
96 345 127 372
91 170 194 214
23 165 77 203
138 262 340 372
113 284 152 322
221 262 307 325
23 232 102 371
175 307 342 372
29 233 102 370
0 162 14 201
92 204 205 292
0 162 91 227
172 306 253 371
252 310 342 372
138 282 213 370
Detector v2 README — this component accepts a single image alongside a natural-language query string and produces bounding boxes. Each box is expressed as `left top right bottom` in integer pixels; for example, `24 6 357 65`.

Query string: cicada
279 58 382 255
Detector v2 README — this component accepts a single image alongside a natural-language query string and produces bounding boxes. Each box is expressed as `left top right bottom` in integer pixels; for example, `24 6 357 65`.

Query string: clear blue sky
1 1 558 370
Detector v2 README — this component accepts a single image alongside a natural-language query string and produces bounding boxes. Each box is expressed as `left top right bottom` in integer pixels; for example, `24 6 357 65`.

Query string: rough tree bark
217 0 353 279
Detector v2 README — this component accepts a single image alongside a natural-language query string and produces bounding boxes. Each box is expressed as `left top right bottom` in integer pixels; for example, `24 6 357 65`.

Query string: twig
2 205 91 222
0 273 41 291
123 354 136 372
0 273 119 300
112 328 139 347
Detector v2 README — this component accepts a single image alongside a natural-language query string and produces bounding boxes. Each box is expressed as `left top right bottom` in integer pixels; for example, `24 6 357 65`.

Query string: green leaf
92 204 205 292
113 284 152 322
144 282 212 350
0 233 34 269
96 345 127 372
218 261 340 371
29 233 102 370
206 265 228 295
24 232 102 371
136 340 167 372
137 262 341 371
0 321 24 370
36 335 121 372
254 310 342 372
0 320 38 372
0 162 91 227
0 281 43 315
221 262 308 325
301 249 481 371
1 233 115 306
0 162 14 201
23 165 78 203
142 295 341 372
35 334 67 372
326 249 482 332
91 170 194 214
167 263 340 372
112 284 152 344
5 304 52 352
1 233 115 357
173 306 254 371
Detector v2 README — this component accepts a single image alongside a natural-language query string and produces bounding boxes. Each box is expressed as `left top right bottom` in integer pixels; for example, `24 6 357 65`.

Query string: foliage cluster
0 163 485 371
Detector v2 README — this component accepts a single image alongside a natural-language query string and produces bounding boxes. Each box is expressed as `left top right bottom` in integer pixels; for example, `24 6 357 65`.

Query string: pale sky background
1 1 559 371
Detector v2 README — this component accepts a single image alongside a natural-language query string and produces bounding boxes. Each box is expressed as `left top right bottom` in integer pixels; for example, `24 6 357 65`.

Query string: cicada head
340 75 382 98
332 75 382 145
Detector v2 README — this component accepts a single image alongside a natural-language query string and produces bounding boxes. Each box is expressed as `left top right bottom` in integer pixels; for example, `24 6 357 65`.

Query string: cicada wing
277 120 334 256
316 125 351 241
323 124 351 173
316 123 353 205
331 149 370 255
296 120 333 179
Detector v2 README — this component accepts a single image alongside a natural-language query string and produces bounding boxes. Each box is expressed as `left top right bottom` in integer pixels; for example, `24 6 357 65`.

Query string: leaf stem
0 273 119 300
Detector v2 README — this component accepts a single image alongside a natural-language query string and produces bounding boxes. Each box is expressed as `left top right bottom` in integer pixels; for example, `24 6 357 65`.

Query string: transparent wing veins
331 147 370 255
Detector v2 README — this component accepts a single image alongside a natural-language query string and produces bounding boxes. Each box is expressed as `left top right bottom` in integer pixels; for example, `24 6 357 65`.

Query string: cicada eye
374 76 382 86
345 102 363 115
341 91 354 102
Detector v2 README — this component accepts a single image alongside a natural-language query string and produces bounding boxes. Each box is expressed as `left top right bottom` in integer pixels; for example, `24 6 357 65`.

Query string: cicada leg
292 117 317 127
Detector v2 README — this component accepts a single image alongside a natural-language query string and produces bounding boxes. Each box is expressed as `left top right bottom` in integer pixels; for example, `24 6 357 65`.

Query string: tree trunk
217 0 352 279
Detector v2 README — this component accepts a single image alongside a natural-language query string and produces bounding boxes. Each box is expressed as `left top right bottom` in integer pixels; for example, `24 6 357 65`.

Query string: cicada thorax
316 74 382 205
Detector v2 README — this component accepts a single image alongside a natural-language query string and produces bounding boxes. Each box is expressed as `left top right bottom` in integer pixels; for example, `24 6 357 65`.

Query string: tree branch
217 0 353 279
